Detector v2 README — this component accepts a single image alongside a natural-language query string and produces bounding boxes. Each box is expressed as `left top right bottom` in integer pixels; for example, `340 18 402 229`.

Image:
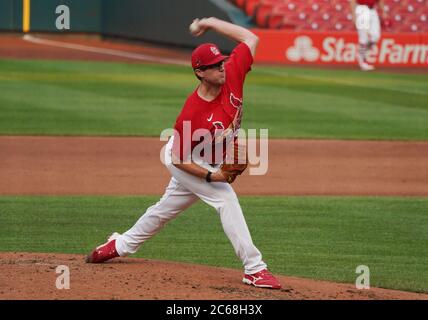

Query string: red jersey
357 0 378 8
172 42 253 164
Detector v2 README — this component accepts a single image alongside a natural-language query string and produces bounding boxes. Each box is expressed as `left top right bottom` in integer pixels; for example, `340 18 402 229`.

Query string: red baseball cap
191 43 227 69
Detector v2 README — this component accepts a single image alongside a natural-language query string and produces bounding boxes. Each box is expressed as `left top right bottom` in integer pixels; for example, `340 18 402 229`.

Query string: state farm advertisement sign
253 30 428 67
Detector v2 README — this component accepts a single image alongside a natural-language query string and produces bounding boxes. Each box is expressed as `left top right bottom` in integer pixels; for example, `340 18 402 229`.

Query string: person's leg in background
367 7 382 65
356 5 375 71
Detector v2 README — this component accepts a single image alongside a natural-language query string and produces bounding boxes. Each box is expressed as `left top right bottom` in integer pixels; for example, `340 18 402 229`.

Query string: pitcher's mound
0 252 426 300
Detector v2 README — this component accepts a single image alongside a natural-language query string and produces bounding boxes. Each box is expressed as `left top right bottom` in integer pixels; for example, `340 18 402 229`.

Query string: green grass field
1 59 428 139
0 196 427 293
1 58 427 294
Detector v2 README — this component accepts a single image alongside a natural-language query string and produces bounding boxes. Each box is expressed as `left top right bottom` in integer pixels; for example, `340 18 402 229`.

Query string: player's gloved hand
210 171 237 184
220 140 248 178
211 140 248 184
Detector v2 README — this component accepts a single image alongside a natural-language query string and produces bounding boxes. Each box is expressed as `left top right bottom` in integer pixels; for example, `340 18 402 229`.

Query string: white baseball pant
114 137 267 275
355 4 381 44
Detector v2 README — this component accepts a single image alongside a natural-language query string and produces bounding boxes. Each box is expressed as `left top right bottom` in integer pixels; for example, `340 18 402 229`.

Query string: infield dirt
1 136 428 196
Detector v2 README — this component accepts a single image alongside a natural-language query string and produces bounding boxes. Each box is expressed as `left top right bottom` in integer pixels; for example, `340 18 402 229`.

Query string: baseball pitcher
86 17 281 290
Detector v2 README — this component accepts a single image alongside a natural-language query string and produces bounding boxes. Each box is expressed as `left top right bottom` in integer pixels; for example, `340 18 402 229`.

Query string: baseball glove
220 140 248 183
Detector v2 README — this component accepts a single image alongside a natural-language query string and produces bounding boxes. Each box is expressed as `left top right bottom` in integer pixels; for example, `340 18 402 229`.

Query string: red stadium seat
304 2 322 13
278 15 302 30
332 14 354 31
235 0 426 32
383 4 393 15
266 3 300 28
394 23 423 32
321 12 332 21
278 23 297 30
306 19 331 31
333 21 354 31
259 0 284 4
406 4 418 13
234 0 246 9
281 2 301 12
392 6 413 15
310 12 333 24
393 13 410 24
277 10 310 30
267 14 284 28
244 0 262 17
411 2 428 14
333 3 345 13
254 2 276 27
407 14 428 26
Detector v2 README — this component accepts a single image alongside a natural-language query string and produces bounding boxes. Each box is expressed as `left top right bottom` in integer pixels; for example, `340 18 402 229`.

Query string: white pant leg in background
369 8 381 43
355 5 381 44
115 177 198 256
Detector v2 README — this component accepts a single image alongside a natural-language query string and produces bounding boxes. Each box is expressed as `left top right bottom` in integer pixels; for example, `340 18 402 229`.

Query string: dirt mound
0 252 426 300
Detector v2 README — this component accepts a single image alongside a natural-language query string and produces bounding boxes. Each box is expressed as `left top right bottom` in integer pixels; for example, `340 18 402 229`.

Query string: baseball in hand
189 20 201 35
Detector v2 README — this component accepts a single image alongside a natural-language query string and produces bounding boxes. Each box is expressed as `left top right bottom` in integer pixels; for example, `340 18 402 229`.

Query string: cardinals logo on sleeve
230 93 242 109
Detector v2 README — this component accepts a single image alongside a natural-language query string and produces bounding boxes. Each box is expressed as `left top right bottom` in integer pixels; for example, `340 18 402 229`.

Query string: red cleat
86 235 119 263
243 269 281 289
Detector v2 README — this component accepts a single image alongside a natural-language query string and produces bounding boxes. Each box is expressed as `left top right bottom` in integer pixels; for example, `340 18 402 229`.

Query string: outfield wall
0 0 101 32
101 0 235 50
252 30 428 68
30 0 101 33
1 1 426 67
0 0 235 51
0 0 22 30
